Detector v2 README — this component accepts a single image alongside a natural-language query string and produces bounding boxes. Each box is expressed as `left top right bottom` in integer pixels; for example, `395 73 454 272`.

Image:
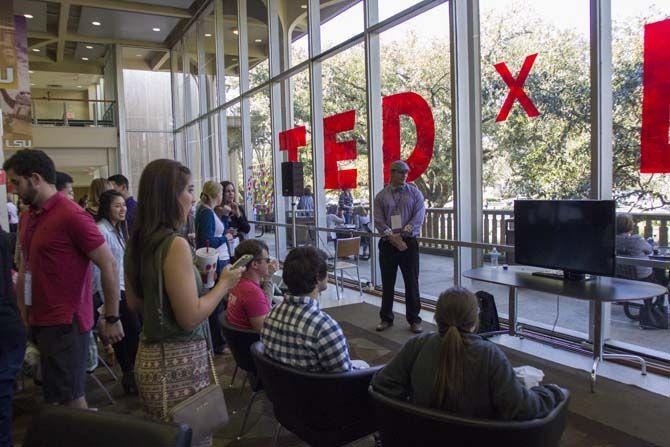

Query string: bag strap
157 234 220 421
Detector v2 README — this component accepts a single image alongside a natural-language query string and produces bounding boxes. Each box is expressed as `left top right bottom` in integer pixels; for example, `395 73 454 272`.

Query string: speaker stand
291 198 297 249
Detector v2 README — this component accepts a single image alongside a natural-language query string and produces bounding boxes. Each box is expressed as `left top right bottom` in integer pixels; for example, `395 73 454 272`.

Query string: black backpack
475 290 501 334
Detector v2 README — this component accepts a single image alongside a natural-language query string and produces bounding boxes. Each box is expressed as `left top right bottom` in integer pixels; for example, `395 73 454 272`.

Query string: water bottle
490 247 499 267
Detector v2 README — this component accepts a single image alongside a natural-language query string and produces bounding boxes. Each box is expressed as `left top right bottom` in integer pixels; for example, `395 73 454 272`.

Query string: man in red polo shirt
4 149 123 409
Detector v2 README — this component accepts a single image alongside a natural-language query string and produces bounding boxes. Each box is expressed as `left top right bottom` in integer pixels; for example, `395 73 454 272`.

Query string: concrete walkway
260 232 670 358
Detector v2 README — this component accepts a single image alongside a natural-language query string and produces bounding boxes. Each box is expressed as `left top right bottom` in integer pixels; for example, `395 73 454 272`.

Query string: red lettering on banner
278 126 306 162
494 53 540 122
640 19 670 173
382 92 435 184
324 110 357 189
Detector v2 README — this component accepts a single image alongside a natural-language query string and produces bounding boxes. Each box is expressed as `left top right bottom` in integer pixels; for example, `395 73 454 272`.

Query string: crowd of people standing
0 150 564 447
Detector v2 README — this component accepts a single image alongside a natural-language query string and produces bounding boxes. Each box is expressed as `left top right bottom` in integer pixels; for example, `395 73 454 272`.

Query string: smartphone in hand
231 254 254 270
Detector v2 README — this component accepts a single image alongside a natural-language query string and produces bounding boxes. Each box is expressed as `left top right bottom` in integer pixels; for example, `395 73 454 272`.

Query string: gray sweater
372 332 562 421
615 233 653 279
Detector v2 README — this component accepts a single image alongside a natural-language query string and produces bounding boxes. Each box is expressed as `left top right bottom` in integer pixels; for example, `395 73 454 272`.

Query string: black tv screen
514 200 616 277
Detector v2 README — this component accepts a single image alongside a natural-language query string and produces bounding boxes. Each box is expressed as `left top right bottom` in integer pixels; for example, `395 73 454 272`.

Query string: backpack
475 290 501 334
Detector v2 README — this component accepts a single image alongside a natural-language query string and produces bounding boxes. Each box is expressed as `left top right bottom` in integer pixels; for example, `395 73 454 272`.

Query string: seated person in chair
227 239 278 331
615 213 653 280
261 246 365 372
372 287 564 421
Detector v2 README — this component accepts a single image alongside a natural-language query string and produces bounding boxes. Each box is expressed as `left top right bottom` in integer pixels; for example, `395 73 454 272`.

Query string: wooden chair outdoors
330 237 363 301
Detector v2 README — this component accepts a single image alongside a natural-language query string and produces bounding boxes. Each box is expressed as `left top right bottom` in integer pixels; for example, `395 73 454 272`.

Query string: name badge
391 213 402 230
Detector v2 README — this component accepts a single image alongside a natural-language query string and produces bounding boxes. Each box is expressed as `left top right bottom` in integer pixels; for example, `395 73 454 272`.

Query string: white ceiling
30 71 101 90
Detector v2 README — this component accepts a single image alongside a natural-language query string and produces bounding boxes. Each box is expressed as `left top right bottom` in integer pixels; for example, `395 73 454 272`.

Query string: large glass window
379 2 452 300
478 0 591 337
203 5 218 111
249 88 275 253
610 1 670 357
184 26 200 120
321 42 370 283
320 1 363 53
247 0 270 89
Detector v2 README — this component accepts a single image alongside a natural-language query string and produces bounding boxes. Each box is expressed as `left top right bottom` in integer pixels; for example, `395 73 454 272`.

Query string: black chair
219 312 262 439
369 386 570 447
23 406 192 447
250 341 383 447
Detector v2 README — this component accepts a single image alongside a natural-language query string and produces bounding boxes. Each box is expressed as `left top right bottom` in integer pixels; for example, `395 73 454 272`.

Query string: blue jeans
0 342 26 447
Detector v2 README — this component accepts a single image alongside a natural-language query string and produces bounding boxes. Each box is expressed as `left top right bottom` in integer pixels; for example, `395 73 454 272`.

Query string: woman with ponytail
372 287 564 420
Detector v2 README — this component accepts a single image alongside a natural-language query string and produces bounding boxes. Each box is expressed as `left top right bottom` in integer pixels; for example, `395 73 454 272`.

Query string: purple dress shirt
125 196 138 231
373 183 425 237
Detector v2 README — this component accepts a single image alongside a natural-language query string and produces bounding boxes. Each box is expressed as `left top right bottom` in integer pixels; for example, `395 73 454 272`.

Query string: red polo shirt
21 192 104 332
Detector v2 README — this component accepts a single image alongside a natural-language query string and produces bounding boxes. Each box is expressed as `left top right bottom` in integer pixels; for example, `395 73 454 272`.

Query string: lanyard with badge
390 187 404 231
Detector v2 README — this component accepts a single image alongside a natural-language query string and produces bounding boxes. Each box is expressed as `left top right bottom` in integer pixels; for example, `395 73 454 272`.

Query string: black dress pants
378 237 422 325
113 293 141 373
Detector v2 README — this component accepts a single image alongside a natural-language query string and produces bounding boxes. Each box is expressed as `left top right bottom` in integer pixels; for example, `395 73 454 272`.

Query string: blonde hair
200 180 222 206
432 287 479 411
87 178 112 210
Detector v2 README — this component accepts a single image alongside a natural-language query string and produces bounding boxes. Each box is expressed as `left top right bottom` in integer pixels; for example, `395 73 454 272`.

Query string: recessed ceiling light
24 14 34 19
255 38 262 43
85 45 93 49
205 33 212 37
152 27 161 32
136 54 142 57
32 48 40 52
81 57 89 61
29 70 34 74
301 4 307 9
92 21 101 26
30 83 35 86
232 28 239 35
77 85 82 88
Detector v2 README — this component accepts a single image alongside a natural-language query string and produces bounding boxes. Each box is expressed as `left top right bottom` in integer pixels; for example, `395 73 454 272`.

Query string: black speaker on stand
282 161 304 248
281 161 304 197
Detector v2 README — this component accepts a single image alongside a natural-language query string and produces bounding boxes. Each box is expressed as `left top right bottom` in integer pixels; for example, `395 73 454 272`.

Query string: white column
269 0 288 257
238 0 255 238
308 0 326 249
215 0 229 180
590 0 613 341
114 45 129 177
449 0 483 287
364 0 383 287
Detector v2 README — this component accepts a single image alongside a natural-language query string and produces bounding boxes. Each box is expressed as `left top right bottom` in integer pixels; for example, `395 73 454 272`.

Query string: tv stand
531 270 593 281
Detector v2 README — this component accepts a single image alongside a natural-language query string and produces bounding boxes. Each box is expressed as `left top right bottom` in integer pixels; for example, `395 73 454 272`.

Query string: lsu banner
1 13 32 149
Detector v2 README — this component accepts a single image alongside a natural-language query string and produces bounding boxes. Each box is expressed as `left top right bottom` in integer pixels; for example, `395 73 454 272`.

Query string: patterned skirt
135 339 212 447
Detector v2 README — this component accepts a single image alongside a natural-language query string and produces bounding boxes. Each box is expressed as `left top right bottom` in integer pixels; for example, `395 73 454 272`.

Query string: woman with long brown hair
85 178 112 218
372 287 563 420
124 159 243 446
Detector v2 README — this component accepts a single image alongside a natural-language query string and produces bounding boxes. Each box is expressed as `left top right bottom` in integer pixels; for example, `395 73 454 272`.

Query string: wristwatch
104 315 121 324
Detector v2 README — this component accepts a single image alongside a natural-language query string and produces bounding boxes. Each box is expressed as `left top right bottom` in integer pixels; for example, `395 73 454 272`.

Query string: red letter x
494 53 540 122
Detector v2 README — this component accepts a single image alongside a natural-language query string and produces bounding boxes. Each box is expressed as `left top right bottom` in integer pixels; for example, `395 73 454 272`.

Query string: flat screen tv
514 200 616 279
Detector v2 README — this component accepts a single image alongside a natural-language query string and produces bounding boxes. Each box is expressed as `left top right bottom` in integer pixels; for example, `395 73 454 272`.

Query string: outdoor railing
32 97 116 127
263 207 670 254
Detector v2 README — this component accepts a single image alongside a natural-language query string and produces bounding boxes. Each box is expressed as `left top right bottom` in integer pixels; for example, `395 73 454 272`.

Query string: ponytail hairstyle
432 287 480 411
200 180 222 207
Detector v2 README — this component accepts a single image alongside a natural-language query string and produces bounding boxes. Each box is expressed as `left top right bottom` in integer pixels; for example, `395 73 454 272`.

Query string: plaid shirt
261 294 352 372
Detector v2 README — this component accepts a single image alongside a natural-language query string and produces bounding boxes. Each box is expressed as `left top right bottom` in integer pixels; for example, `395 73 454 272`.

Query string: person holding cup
217 181 250 247
195 180 233 354
125 160 243 447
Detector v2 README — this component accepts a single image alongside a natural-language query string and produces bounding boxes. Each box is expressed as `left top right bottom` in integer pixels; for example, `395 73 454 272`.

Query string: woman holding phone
218 181 250 247
125 160 243 447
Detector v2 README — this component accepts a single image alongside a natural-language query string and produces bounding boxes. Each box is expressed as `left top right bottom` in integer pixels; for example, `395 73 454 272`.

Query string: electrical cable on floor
551 295 560 335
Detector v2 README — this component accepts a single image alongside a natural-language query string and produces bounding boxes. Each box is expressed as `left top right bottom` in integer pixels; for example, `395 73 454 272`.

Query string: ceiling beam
29 38 58 51
29 32 169 50
66 33 169 49
57 2 70 63
149 51 170 71
45 0 192 19
29 59 105 75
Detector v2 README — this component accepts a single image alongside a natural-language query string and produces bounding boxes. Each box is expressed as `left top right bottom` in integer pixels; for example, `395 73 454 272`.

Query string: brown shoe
410 322 424 334
376 321 393 332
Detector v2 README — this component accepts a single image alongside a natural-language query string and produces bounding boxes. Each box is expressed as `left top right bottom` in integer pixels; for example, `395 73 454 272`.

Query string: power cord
551 295 560 335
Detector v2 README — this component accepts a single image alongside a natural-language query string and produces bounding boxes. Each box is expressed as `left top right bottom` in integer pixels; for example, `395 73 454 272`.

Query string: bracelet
104 315 121 324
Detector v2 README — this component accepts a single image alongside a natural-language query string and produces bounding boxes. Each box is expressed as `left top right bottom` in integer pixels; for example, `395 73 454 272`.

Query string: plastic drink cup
195 247 219 288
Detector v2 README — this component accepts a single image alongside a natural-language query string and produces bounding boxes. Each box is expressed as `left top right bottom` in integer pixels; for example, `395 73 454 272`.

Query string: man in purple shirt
108 174 137 231
373 160 426 333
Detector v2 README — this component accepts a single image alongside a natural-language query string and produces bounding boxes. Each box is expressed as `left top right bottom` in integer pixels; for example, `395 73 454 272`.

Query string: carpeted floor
11 302 670 446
